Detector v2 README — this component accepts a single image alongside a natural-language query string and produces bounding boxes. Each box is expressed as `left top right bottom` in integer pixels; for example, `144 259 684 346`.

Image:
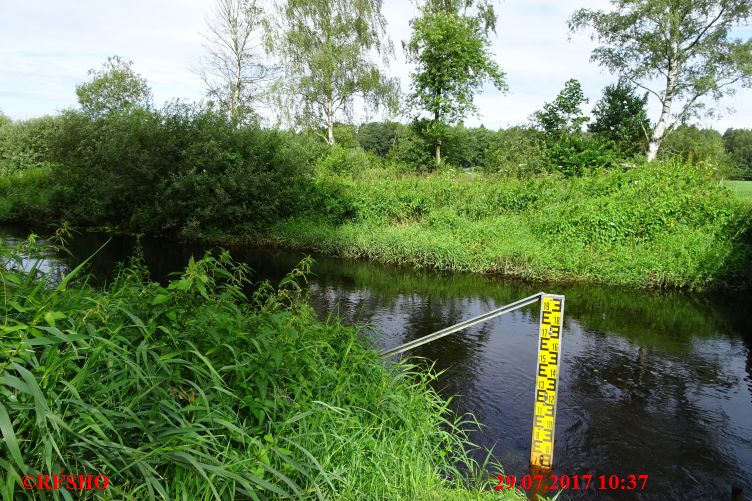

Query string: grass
1 154 748 290
724 180 752 203
0 233 526 500
252 162 752 290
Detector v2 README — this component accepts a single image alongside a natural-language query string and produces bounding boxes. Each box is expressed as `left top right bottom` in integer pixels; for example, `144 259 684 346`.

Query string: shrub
0 115 62 175
356 121 400 157
659 125 734 176
45 104 311 233
723 128 752 179
479 127 549 177
389 124 435 172
546 134 620 176
316 144 380 177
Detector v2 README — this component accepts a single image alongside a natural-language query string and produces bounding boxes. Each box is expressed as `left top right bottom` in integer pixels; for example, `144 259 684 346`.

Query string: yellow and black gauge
530 294 565 470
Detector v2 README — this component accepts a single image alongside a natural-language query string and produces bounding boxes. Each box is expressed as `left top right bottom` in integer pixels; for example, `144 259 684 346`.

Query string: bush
332 123 359 148
389 124 435 172
546 133 621 176
316 144 380 176
723 128 752 179
0 115 62 175
479 127 549 177
659 125 734 177
44 104 312 233
356 121 400 157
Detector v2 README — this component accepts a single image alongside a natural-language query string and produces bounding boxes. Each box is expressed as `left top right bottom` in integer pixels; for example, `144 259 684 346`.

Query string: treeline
0 95 750 237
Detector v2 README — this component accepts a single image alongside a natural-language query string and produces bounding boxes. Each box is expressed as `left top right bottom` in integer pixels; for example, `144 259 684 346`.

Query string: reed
0 235 525 500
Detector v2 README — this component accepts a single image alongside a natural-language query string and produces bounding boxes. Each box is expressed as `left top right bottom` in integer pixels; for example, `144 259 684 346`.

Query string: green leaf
151 293 170 305
0 402 25 470
43 311 66 326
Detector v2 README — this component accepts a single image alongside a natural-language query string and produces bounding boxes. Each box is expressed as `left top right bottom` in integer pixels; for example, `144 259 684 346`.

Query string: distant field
724 180 752 203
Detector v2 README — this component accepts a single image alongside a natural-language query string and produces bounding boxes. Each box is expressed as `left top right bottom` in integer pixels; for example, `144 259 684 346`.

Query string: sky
1 0 751 131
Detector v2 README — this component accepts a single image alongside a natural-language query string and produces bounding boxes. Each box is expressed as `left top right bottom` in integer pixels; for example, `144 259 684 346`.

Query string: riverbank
0 236 525 500
187 162 751 291
1 159 750 290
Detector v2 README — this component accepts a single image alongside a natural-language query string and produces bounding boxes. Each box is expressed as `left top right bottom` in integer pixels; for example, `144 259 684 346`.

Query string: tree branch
626 76 665 105
683 6 726 53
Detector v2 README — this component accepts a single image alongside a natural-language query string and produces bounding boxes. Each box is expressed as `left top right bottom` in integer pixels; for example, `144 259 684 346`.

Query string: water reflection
2 227 751 500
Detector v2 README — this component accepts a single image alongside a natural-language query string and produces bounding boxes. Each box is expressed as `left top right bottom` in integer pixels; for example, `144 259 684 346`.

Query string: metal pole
380 292 544 358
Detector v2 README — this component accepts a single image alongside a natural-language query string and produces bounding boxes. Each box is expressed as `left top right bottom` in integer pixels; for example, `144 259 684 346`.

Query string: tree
723 128 752 177
270 0 399 145
589 80 651 156
357 121 400 157
198 0 272 124
75 56 152 117
533 80 620 176
405 0 507 165
533 79 589 137
659 124 732 170
570 0 752 161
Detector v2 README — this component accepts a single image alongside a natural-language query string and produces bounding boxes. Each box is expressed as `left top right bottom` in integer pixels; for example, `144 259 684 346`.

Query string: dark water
4 227 752 500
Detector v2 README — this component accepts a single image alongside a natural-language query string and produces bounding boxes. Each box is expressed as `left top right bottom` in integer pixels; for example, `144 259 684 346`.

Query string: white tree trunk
326 97 335 145
327 121 334 145
232 54 242 121
647 43 679 162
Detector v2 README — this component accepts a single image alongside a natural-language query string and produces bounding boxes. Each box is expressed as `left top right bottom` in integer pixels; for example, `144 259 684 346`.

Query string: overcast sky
1 0 751 131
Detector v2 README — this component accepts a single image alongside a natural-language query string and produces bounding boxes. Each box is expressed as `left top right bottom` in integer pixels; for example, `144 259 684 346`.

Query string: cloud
1 0 750 131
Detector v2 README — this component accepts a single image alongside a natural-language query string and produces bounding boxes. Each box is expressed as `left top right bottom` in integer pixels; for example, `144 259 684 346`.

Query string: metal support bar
380 292 545 358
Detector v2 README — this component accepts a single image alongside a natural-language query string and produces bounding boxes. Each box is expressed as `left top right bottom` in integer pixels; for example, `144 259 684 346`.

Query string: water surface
4 227 752 500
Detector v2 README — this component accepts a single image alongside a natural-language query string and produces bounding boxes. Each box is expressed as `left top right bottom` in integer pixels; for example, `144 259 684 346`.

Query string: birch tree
269 0 398 145
570 0 752 161
199 0 273 124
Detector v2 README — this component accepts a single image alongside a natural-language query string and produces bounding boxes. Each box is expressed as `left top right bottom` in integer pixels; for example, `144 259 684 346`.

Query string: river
3 226 751 500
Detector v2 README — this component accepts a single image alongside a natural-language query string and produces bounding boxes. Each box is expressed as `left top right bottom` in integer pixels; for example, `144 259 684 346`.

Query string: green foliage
0 166 58 223
264 161 752 289
405 2 506 163
533 79 621 176
533 79 589 137
589 81 650 156
481 127 549 177
331 123 359 149
0 115 62 175
388 123 435 172
547 134 621 177
270 0 399 145
356 121 401 157
658 125 734 176
0 240 522 499
723 128 752 179
75 56 152 117
316 144 379 176
534 161 737 246
570 0 752 160
35 103 312 234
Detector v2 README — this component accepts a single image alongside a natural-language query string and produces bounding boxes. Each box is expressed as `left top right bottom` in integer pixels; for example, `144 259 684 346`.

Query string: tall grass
0 234 524 500
260 161 752 290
